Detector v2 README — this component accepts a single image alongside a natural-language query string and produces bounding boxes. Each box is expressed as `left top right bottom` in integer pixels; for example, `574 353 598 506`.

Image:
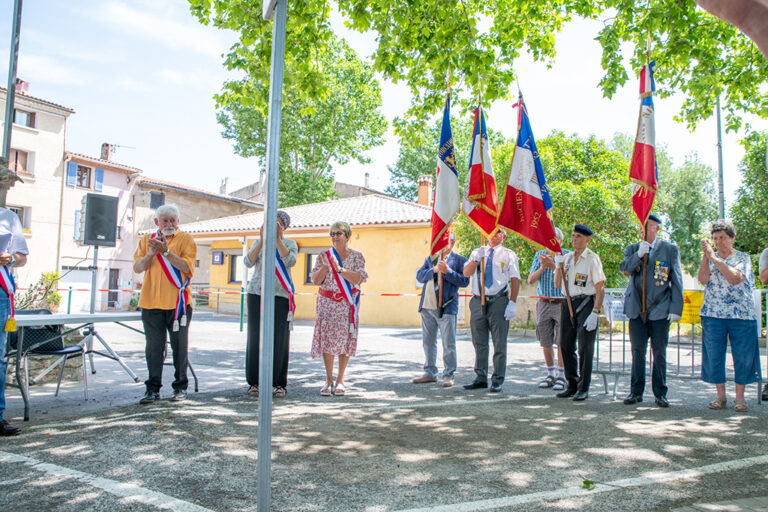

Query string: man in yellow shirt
133 204 197 403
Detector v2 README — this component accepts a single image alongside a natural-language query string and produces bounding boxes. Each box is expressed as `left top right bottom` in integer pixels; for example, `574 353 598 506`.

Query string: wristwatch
163 248 170 257
592 308 601 313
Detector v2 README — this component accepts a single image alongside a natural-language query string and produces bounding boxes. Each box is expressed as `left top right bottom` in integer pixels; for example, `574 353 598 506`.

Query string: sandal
538 375 555 388
708 397 727 410
553 377 566 391
333 383 346 396
320 383 332 396
734 399 748 412
273 386 286 398
247 386 259 397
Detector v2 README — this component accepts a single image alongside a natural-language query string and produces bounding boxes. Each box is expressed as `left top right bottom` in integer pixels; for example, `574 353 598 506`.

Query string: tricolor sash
325 248 360 334
151 232 190 331
274 248 296 323
0 265 16 332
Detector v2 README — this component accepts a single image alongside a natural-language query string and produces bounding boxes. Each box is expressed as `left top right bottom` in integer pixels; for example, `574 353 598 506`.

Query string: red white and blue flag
0 265 16 331
151 232 190 331
325 247 360 335
462 104 499 237
274 249 296 322
430 93 461 258
497 96 562 254
630 61 658 226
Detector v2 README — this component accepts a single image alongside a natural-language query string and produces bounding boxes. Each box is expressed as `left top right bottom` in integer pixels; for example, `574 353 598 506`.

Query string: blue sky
1 1 763 208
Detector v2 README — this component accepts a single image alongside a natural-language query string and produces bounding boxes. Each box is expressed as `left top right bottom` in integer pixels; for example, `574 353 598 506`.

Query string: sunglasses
330 231 346 238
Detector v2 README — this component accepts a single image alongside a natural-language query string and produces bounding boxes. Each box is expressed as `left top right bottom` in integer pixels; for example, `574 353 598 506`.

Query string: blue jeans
701 316 762 385
0 297 10 421
420 309 457 378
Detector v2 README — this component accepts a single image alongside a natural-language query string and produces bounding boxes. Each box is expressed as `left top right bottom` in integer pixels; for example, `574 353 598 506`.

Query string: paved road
1 315 766 511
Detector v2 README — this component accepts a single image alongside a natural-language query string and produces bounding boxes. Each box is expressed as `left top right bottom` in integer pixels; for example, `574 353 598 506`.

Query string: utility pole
716 96 725 219
0 0 24 207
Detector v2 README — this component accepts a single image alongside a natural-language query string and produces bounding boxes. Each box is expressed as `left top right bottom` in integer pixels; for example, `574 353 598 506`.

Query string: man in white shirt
462 229 520 393
554 224 605 401
0 207 29 436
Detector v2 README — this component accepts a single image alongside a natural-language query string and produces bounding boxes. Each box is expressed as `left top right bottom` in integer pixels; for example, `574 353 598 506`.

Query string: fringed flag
461 104 499 237
497 95 562 254
630 61 658 226
430 93 461 258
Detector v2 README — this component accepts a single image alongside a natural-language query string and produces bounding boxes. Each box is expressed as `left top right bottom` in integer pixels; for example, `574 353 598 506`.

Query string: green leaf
582 480 596 490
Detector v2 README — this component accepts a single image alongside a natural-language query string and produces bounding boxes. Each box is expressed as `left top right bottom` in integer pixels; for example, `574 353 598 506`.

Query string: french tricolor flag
630 61 658 226
497 96 562 254
461 104 499 237
430 93 460 258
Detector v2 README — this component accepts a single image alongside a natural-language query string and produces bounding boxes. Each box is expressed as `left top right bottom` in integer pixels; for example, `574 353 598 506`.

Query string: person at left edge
133 204 197 404
619 214 683 408
412 232 469 388
243 210 297 399
759 245 768 402
0 207 29 437
462 228 520 393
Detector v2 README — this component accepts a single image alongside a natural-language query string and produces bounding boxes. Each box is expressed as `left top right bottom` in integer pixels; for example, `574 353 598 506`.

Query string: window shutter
74 209 81 239
94 168 104 191
66 162 78 186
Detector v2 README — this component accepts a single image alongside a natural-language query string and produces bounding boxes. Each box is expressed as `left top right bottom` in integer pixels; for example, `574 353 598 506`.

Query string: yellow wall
202 224 448 326
207 239 246 310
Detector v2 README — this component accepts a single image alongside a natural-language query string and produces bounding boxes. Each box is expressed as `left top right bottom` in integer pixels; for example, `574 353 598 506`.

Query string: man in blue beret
619 214 683 408
554 224 606 401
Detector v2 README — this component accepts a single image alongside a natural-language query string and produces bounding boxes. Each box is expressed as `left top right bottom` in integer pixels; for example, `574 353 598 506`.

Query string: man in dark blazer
412 232 470 388
619 214 684 408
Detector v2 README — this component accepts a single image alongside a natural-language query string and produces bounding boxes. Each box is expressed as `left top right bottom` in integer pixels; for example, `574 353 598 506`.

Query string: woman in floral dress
310 221 368 396
697 220 761 412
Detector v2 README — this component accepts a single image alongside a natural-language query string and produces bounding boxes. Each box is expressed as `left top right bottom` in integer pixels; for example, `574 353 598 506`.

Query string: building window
150 191 165 209
306 253 319 284
7 206 29 230
77 165 91 188
9 149 28 173
13 109 35 128
229 255 244 284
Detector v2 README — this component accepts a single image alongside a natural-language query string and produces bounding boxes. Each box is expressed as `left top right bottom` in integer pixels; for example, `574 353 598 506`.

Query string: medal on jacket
654 261 669 286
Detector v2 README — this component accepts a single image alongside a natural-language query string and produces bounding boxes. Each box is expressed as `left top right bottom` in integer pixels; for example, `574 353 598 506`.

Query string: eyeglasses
330 231 346 238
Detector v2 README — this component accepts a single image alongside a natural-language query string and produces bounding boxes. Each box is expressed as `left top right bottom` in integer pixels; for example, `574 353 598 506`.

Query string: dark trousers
468 293 509 385
142 306 192 393
560 295 596 392
629 317 669 398
246 294 291 388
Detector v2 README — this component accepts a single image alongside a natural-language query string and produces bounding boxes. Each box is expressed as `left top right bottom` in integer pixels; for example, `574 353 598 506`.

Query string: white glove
554 254 564 267
504 301 517 320
584 311 599 331
473 247 486 262
637 241 651 257
668 313 681 323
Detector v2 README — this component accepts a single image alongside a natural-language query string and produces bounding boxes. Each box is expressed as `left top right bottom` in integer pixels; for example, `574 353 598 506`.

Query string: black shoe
463 380 488 390
139 390 160 404
171 389 187 402
0 419 21 436
654 396 669 408
623 393 643 405
556 388 576 398
489 383 502 393
762 384 768 402
572 391 589 401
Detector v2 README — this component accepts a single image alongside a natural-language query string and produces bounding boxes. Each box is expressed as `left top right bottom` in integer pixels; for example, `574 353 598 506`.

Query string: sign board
604 296 627 323
680 290 704 325
263 0 278 20
211 251 224 265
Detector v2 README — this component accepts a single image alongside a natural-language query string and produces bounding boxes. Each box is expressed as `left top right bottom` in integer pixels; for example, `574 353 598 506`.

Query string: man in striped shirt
527 228 569 391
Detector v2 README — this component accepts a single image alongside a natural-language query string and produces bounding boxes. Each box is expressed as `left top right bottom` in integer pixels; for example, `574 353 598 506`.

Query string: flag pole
477 79 487 307
437 71 452 311
640 46 651 323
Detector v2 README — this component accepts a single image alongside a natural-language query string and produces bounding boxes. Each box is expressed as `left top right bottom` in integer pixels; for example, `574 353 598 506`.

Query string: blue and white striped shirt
529 249 570 298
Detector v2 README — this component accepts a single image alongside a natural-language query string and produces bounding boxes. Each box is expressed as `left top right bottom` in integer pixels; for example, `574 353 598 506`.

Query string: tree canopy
731 131 768 256
190 0 768 137
213 35 387 206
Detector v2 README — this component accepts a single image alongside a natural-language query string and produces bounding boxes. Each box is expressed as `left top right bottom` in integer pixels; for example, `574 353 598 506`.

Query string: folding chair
9 309 87 400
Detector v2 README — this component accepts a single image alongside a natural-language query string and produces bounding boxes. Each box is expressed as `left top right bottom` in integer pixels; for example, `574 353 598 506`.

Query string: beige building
178 193 477 327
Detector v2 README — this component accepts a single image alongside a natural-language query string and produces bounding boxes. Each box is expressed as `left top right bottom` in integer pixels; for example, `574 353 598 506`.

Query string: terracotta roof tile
180 194 431 234
0 87 75 113
66 152 143 174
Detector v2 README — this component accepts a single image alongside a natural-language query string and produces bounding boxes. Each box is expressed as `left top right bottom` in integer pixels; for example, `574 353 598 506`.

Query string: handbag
7 309 64 352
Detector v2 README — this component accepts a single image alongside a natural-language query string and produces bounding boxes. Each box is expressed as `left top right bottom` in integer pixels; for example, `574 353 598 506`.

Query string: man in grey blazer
619 214 684 408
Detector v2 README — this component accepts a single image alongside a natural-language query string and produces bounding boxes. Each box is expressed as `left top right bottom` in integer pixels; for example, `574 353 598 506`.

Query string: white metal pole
2 0 22 160
258 0 287 510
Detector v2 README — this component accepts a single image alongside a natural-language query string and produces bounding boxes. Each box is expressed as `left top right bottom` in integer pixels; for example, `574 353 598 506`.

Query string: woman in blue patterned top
697 220 761 412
